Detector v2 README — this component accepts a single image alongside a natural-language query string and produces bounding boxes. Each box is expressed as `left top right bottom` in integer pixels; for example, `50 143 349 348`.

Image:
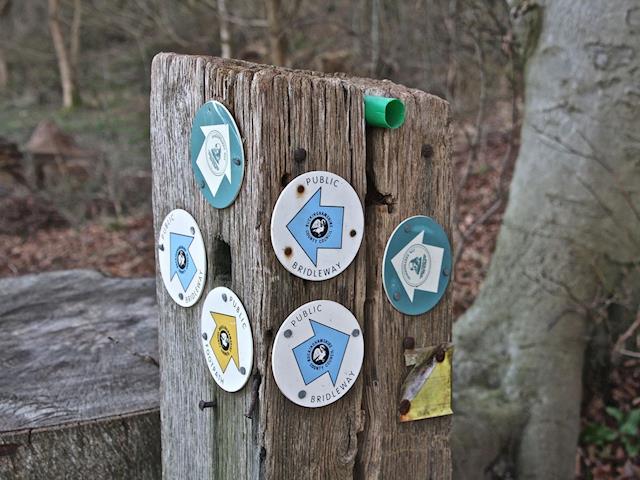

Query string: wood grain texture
151 53 451 480
0 270 160 479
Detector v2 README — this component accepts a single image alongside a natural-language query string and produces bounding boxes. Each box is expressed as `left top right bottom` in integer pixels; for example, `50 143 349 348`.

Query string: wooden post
150 54 452 479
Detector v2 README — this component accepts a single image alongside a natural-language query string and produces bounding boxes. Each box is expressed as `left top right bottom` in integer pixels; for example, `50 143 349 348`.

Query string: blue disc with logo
382 216 452 316
190 100 245 209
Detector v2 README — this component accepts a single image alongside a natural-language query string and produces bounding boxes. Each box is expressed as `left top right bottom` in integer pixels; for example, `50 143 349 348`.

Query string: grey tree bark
453 1 640 478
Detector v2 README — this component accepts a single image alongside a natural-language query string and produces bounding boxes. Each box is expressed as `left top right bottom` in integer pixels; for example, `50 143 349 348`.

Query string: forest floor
0 116 638 478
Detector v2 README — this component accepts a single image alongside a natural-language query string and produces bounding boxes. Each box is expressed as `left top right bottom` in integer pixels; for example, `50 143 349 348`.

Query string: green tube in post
364 95 405 129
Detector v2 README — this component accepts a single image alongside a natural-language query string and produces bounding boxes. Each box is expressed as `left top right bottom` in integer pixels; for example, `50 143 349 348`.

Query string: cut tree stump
151 54 452 479
0 270 160 480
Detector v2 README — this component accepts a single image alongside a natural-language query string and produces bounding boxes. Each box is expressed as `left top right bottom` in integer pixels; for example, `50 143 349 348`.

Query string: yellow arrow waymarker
210 312 239 372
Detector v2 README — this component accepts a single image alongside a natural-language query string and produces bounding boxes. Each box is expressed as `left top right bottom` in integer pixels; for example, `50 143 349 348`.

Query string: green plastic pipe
364 95 405 129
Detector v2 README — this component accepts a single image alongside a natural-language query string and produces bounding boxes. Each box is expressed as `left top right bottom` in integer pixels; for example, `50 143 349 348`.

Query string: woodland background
0 0 637 478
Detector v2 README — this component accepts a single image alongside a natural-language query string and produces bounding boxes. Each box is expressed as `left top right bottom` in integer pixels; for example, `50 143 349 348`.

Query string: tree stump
0 270 160 479
151 54 452 479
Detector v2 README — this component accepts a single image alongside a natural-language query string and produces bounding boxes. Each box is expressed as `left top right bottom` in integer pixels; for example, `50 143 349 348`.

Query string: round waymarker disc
270 171 364 281
271 300 364 408
157 209 207 307
382 215 452 316
191 100 245 209
200 287 253 392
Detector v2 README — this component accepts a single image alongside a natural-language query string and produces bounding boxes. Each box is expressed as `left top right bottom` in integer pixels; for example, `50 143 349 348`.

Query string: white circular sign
200 287 253 392
270 171 364 281
157 209 206 307
271 300 364 408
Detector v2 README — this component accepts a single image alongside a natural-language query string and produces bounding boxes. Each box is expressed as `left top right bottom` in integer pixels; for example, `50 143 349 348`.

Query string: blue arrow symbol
292 320 350 386
286 188 344 266
170 232 197 291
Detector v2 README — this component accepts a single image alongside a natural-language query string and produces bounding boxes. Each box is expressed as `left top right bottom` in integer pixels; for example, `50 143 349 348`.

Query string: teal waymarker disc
382 216 452 316
190 100 245 209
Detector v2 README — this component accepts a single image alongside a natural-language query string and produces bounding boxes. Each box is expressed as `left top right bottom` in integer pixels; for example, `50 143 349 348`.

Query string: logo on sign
401 244 431 288
391 231 444 302
210 311 239 373
292 320 349 386
205 129 228 176
170 232 197 291
287 188 344 266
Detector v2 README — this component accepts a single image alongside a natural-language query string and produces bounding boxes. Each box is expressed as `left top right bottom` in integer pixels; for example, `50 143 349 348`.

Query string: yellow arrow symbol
210 312 239 373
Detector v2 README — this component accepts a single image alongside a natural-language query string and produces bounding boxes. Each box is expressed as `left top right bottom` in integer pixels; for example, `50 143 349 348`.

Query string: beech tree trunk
217 0 231 58
453 1 640 478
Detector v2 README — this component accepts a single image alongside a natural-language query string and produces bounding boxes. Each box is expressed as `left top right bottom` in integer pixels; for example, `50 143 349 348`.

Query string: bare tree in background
217 0 232 58
0 0 11 89
265 0 288 66
47 0 81 108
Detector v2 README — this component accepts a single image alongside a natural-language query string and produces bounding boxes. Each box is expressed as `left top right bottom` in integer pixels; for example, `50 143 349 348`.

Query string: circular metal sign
191 100 245 209
157 209 207 307
271 300 364 408
200 287 253 392
382 215 452 316
270 171 364 281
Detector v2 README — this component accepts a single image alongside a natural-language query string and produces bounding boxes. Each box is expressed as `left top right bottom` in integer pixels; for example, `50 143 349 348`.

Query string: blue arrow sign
292 320 350 386
286 188 344 266
170 232 197 291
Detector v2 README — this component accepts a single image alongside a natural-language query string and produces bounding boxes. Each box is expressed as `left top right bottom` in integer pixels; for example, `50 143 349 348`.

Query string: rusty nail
350 229 357 237
297 185 305 194
284 247 292 256
199 400 216 410
294 148 307 162
403 336 415 350
436 351 446 363
399 399 411 415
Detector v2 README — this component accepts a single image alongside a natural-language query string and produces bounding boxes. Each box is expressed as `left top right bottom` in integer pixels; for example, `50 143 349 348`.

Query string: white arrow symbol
391 231 444 302
196 124 232 196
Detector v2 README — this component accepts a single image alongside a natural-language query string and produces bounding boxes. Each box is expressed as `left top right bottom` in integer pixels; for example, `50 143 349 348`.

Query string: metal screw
284 329 292 338
199 400 216 410
200 180 206 189
297 185 305 194
298 390 306 399
222 293 228 302
158 244 164 251
294 148 307 163
404 225 410 233
436 351 446 363
352 329 360 337
443 268 450 277
350 229 357 238
179 293 184 300
233 158 241 166
202 332 208 340
393 292 401 301
284 247 292 256
190 226 195 235
240 367 246 375
399 399 411 415
403 336 415 350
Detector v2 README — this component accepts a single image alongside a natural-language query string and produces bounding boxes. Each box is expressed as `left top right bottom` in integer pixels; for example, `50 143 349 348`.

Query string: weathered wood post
150 53 452 479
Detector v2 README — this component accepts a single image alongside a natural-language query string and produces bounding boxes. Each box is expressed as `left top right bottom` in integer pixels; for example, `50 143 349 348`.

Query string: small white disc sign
270 171 364 281
157 209 206 307
271 300 364 408
200 287 253 392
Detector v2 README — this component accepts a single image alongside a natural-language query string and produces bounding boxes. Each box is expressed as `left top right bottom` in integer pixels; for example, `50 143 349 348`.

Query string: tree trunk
217 0 232 58
453 1 640 478
0 47 7 89
265 0 288 66
150 53 452 479
47 0 77 108
0 270 160 479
